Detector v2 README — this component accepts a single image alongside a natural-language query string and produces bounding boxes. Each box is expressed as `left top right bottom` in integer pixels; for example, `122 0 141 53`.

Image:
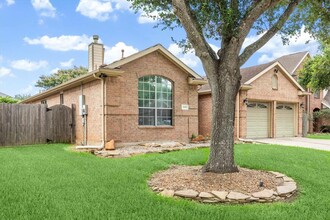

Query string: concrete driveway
254 137 330 151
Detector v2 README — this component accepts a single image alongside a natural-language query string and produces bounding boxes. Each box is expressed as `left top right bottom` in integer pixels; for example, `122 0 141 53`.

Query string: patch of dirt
149 165 282 194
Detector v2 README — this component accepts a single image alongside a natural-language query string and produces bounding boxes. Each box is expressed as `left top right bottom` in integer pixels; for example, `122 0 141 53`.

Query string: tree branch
238 0 281 46
171 0 217 74
239 0 300 66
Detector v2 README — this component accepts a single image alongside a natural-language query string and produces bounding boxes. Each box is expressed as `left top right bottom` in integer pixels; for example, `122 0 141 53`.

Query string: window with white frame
138 75 173 126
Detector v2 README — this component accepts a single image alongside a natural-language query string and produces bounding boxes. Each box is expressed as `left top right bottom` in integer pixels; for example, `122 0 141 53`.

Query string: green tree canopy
0 96 18 103
130 0 329 173
14 94 32 101
36 66 88 90
299 42 330 91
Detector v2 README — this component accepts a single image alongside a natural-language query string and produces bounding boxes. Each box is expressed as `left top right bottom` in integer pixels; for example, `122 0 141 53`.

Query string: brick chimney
88 35 104 72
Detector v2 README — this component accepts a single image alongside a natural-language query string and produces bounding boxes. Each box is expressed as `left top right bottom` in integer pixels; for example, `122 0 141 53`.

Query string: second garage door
276 104 294 137
247 102 269 138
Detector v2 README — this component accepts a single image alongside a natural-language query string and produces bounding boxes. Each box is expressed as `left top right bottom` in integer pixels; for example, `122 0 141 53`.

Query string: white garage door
276 104 294 137
247 102 269 138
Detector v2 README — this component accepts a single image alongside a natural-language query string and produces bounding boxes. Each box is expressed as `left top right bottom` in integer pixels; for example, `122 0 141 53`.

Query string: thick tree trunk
202 57 241 173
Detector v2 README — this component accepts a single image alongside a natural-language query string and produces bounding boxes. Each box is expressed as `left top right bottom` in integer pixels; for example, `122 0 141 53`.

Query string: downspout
93 73 106 148
81 84 87 146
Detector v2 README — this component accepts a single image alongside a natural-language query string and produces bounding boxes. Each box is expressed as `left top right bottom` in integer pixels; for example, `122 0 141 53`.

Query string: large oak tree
130 0 329 173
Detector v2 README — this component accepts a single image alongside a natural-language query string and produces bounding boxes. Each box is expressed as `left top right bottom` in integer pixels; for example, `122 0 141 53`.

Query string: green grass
0 144 329 220
307 133 330 139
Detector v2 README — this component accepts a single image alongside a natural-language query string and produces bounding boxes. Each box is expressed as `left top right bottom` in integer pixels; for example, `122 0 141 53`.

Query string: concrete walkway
254 137 330 151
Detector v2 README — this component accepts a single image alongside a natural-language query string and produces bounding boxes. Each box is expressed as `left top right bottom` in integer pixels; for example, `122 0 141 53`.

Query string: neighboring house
199 60 308 139
199 51 328 138
0 92 10 97
22 36 206 146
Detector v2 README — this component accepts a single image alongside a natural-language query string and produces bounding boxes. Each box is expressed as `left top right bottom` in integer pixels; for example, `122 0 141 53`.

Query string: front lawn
307 133 330 139
0 144 329 219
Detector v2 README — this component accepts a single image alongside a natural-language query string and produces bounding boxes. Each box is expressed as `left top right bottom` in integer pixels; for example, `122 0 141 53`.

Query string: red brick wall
198 65 305 139
27 80 103 145
105 51 199 143
198 94 212 136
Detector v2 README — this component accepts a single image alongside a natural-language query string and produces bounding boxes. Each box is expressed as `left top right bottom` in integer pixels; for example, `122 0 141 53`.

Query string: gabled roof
244 61 304 91
106 44 203 79
274 51 310 74
199 51 310 94
21 68 123 103
0 92 10 97
199 61 305 94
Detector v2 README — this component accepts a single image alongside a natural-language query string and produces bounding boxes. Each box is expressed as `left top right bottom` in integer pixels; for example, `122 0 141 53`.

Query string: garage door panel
276 104 294 137
247 103 269 138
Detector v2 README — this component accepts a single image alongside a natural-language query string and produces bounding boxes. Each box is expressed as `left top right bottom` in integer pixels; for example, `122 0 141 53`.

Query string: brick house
23 36 207 146
199 51 329 138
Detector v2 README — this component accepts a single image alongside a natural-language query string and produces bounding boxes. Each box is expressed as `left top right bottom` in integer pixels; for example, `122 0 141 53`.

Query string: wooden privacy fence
0 103 75 146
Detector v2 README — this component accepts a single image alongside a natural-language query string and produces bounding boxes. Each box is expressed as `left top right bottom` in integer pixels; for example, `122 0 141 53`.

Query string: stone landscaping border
151 171 297 204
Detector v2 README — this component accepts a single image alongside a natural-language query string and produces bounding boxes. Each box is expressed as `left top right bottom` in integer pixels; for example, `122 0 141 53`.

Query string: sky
0 0 321 97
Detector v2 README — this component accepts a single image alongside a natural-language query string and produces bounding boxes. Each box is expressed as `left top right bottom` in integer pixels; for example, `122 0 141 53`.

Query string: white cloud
76 0 113 21
168 43 201 67
104 42 139 64
10 59 48 71
60 58 74 67
242 26 319 64
24 35 92 51
138 11 160 24
6 0 15 6
111 0 131 10
31 0 56 18
75 0 132 21
50 67 59 74
0 67 14 77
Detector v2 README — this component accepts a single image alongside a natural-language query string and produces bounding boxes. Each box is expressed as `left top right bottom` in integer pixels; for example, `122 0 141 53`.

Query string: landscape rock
270 171 285 178
199 192 214 199
283 176 294 182
226 191 250 200
277 184 297 196
211 191 228 200
105 140 115 150
251 189 275 199
175 189 199 198
160 189 175 197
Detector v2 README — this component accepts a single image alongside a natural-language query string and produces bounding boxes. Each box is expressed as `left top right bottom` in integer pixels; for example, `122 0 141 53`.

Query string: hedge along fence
0 103 75 146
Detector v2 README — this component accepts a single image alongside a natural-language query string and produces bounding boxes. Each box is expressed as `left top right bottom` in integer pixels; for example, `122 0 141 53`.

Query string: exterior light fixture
300 103 305 108
243 98 249 105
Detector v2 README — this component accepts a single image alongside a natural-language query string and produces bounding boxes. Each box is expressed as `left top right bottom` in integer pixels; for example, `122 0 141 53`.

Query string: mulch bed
149 165 282 194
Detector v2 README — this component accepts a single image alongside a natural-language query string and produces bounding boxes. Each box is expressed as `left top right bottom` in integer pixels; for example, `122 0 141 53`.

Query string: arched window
272 74 278 90
138 75 173 126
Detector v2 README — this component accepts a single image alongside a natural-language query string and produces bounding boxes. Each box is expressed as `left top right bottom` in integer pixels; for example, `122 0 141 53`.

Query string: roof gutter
22 68 123 103
198 84 253 95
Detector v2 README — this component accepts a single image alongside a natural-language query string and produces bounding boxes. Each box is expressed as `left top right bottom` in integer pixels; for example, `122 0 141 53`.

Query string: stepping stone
283 176 294 182
270 171 286 178
160 189 174 197
202 199 219 203
175 189 199 198
199 192 214 199
277 184 297 195
251 189 275 199
226 191 250 200
281 181 296 187
211 191 228 200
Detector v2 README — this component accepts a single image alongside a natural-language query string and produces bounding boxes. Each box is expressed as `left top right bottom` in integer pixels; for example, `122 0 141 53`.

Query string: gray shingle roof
274 51 308 74
199 51 308 93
